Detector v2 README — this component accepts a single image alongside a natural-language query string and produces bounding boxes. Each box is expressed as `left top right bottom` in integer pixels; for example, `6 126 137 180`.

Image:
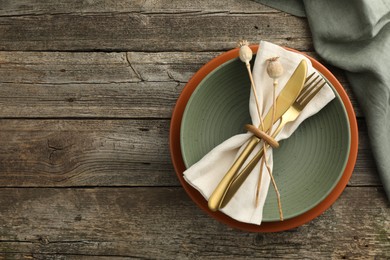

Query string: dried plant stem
269 79 283 221
246 64 263 125
255 149 266 206
269 163 283 221
271 81 277 134
257 147 283 220
261 56 284 221
245 64 272 207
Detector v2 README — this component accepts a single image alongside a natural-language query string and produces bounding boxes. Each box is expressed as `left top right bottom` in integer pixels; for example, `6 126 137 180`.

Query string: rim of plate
169 45 358 232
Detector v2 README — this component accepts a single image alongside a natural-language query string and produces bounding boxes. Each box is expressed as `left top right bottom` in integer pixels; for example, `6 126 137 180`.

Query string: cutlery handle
219 118 287 208
208 136 260 211
219 146 265 208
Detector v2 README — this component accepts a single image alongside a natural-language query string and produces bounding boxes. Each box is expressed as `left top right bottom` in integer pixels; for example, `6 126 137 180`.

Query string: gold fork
219 72 327 209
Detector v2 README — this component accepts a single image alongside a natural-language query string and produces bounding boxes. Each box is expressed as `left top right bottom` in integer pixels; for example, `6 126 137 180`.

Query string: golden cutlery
219 72 327 208
208 60 308 212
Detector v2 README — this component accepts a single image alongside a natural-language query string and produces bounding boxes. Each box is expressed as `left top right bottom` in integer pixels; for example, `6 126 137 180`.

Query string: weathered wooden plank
0 119 177 187
0 51 362 118
0 0 277 16
0 118 380 187
352 119 381 186
0 52 140 84
0 255 126 260
0 81 182 118
0 12 311 51
0 187 388 258
0 0 290 51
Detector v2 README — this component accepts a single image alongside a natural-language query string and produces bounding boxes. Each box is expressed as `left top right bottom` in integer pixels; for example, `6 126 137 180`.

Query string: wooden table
0 1 388 258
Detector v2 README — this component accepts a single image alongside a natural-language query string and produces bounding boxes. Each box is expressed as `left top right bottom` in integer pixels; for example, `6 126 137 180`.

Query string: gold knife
208 59 308 211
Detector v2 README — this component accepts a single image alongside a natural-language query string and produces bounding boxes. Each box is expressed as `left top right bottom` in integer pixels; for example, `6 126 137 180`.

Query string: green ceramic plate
180 57 350 222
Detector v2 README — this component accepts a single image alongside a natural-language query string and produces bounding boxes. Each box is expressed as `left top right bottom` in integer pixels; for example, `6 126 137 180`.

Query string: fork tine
302 73 317 91
296 75 322 103
300 81 326 107
305 75 320 88
297 73 317 97
305 72 316 83
300 74 319 95
296 75 323 103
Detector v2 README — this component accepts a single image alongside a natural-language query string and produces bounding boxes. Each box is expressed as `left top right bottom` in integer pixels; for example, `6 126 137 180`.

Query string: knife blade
208 59 308 211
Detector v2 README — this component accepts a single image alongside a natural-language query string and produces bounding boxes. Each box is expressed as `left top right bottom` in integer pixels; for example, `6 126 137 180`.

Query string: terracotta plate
169 46 358 232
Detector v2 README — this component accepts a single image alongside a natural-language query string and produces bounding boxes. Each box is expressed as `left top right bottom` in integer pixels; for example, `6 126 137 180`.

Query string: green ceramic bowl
180 57 350 221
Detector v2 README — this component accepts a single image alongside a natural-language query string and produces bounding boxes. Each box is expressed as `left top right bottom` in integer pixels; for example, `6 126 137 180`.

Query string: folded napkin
184 41 335 225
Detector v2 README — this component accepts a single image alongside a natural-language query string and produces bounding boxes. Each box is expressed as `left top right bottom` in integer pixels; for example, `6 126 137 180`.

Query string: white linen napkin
183 41 336 225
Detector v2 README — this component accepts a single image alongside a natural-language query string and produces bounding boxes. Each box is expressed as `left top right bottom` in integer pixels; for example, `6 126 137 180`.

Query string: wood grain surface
0 51 361 118
0 0 388 259
0 187 389 258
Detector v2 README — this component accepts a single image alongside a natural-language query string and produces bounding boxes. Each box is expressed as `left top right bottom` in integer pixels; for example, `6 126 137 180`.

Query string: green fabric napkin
254 0 390 200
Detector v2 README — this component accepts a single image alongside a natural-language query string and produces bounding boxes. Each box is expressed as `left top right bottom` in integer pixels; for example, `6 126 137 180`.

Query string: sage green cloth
254 0 390 200
256 0 306 17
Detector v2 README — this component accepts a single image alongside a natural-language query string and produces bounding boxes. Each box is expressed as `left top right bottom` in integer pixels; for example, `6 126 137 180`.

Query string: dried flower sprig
266 56 284 221
238 40 253 65
237 40 262 123
267 57 284 133
237 40 273 208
